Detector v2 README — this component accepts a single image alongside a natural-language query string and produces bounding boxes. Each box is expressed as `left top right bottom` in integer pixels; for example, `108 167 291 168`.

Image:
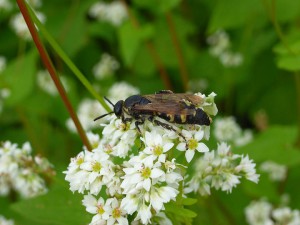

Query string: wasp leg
152 119 186 142
135 120 144 134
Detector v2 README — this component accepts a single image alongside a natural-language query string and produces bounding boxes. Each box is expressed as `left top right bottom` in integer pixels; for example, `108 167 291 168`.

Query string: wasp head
114 100 124 117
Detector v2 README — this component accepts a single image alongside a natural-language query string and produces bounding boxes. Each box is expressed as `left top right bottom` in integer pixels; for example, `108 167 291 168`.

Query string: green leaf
208 0 265 32
165 202 197 222
238 126 300 166
276 55 300 71
118 22 154 66
11 179 90 225
133 0 181 14
3 50 37 106
182 198 197 206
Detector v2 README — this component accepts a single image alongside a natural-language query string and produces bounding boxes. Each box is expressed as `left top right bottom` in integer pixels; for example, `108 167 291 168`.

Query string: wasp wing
143 93 204 106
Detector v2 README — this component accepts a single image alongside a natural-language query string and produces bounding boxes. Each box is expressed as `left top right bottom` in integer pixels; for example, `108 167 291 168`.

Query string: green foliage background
1 0 300 224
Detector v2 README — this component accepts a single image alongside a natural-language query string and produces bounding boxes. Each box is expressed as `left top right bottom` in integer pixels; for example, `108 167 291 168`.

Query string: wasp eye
114 100 123 117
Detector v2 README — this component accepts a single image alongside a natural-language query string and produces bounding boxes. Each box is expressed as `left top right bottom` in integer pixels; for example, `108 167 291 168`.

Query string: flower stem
165 12 189 92
120 0 174 91
16 0 92 151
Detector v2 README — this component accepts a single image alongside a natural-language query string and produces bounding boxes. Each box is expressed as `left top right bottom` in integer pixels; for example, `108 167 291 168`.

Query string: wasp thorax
114 100 124 117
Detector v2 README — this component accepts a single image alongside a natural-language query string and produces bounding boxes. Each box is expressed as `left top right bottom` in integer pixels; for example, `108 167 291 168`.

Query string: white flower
10 12 46 40
220 51 243 67
37 70 69 96
89 1 127 27
186 142 259 195
245 199 274 225
121 154 164 193
194 92 218 116
82 195 110 223
0 141 53 198
214 116 242 142
177 129 209 162
207 29 243 68
142 130 174 162
105 198 128 225
272 207 300 225
207 30 230 57
93 53 119 80
260 161 287 182
0 215 14 225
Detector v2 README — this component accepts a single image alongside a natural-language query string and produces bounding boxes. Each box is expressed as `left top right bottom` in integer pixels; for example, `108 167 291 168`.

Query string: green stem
16 0 92 151
166 12 189 92
26 4 111 112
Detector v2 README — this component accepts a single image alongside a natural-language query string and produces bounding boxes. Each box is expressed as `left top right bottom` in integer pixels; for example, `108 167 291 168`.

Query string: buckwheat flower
214 116 241 142
37 70 69 96
245 199 273 225
80 150 114 195
141 130 174 162
10 12 46 40
0 141 54 198
0 56 6 73
82 195 110 224
186 142 259 195
93 53 119 80
89 1 127 27
207 30 230 57
121 154 164 193
177 129 209 162
194 92 218 116
234 129 253 147
272 207 300 225
220 51 243 67
260 161 287 182
0 215 14 225
105 198 128 225
107 81 140 102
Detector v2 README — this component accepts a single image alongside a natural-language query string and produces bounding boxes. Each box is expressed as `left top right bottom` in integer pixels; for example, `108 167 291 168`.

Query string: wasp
94 90 211 135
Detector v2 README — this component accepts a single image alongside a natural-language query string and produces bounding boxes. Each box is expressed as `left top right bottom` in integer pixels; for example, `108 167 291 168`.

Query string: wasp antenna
104 96 115 107
94 112 114 121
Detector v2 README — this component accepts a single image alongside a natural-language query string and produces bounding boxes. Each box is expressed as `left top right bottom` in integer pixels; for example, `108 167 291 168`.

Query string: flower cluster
65 92 259 224
66 82 140 132
93 53 120 80
0 215 14 225
213 116 253 146
88 1 127 27
207 30 243 68
245 199 300 225
260 161 287 182
0 141 55 198
185 142 259 196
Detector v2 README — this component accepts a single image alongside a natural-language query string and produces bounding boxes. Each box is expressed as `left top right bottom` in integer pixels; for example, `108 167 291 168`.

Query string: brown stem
120 0 173 91
16 0 92 151
165 12 189 91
